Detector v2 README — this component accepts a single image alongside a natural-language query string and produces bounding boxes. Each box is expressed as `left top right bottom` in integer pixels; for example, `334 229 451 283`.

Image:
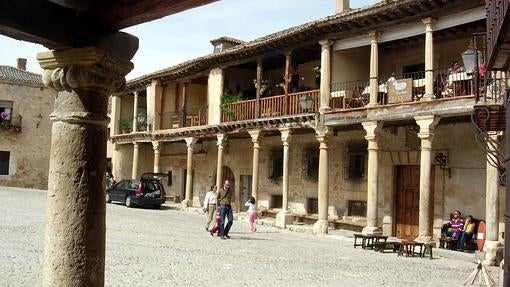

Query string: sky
0 0 377 79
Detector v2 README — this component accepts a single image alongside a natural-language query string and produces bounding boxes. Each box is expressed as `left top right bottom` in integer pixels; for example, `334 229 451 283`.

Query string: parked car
106 173 167 208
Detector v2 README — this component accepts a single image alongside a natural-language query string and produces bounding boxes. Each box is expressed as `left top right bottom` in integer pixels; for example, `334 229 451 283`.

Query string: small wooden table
353 233 388 250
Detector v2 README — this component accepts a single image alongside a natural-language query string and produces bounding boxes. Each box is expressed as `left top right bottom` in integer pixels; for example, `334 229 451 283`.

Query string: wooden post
284 52 292 115
256 59 263 118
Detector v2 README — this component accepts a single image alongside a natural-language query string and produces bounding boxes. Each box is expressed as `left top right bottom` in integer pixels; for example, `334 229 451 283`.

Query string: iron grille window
306 147 319 180
347 143 366 179
348 200 367 217
270 194 282 209
0 151 10 175
269 149 283 180
307 198 318 214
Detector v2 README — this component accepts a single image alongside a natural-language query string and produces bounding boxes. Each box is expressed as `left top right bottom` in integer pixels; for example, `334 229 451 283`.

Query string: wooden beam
89 0 218 30
0 0 113 49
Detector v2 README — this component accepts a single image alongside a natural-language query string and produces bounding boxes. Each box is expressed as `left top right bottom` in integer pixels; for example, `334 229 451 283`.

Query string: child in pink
209 209 221 236
245 196 257 232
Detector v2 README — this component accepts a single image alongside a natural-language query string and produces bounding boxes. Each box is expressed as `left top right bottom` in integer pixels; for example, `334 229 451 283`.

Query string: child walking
245 196 257 232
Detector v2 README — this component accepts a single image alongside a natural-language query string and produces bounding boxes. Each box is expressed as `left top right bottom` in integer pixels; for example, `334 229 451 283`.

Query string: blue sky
0 0 377 79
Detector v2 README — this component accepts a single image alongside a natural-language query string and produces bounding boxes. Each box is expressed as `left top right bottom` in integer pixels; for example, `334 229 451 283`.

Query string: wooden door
395 166 420 239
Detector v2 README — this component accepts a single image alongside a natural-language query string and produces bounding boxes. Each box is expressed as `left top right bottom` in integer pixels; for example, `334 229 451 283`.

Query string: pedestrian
203 184 217 231
209 209 221 237
245 196 257 232
218 179 233 240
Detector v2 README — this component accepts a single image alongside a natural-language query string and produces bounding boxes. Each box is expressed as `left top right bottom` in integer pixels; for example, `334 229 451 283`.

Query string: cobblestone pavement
0 187 502 286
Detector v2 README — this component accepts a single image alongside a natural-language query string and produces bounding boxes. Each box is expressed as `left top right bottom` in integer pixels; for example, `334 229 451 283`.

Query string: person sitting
448 61 465 75
439 210 464 249
459 215 476 251
387 72 397 84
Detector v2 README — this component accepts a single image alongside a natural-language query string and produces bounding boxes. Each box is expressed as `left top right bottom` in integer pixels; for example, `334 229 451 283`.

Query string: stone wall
0 81 55 189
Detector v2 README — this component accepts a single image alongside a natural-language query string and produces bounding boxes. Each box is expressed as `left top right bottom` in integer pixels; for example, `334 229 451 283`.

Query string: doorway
239 175 252 211
395 165 420 239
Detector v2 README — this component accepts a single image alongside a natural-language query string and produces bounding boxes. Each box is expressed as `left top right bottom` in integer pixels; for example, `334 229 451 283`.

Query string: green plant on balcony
0 112 21 133
119 118 132 133
221 90 244 118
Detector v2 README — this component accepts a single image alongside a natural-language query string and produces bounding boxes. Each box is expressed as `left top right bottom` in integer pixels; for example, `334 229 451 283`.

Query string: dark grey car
106 173 167 208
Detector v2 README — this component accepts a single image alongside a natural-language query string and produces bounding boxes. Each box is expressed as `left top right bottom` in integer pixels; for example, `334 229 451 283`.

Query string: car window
143 181 160 192
130 180 140 189
116 180 131 189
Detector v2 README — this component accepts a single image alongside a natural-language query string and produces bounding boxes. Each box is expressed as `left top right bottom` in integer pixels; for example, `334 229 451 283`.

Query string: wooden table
353 233 388 250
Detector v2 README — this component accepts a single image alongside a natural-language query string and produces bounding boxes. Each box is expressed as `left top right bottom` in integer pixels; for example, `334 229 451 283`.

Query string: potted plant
119 118 132 133
221 90 244 120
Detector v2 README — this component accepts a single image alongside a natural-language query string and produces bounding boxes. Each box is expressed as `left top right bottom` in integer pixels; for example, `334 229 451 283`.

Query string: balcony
0 114 22 133
161 106 208 130
221 90 319 122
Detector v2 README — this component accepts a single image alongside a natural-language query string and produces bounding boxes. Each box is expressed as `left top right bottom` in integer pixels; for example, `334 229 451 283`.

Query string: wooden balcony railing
221 90 319 122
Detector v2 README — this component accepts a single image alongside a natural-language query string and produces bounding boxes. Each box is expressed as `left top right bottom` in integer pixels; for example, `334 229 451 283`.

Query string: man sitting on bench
439 210 464 249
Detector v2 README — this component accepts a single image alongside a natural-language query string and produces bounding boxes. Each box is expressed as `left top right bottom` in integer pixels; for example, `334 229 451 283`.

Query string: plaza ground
0 187 501 286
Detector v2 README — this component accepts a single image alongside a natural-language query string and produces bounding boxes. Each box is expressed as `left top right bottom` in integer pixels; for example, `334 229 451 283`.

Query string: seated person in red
439 210 464 248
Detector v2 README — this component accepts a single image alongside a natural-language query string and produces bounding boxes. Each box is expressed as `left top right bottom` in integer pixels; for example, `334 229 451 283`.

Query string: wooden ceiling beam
0 0 111 49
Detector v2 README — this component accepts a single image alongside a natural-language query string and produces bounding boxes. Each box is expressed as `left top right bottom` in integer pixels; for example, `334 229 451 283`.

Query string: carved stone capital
37 47 134 93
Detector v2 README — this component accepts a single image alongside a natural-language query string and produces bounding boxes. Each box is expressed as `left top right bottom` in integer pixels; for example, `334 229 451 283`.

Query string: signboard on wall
387 78 413 104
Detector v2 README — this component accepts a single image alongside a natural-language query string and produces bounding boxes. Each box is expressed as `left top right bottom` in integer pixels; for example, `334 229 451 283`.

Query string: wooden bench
374 241 402 253
439 237 458 250
353 233 388 250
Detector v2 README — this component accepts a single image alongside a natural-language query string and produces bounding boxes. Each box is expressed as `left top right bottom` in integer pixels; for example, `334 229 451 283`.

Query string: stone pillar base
362 226 382 235
181 199 192 210
483 240 504 266
275 211 293 228
319 106 331 114
313 220 329 235
414 235 434 244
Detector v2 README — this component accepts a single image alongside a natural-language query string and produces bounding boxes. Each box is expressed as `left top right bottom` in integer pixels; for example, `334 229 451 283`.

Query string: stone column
110 95 121 136
146 79 162 131
37 44 135 287
207 68 224 125
319 39 333 113
361 121 383 234
215 134 227 188
313 127 330 235
276 128 293 228
132 91 139 132
248 130 261 207
368 31 379 107
484 132 503 265
182 137 197 209
152 141 161 173
415 115 440 243
422 18 435 101
131 142 140 179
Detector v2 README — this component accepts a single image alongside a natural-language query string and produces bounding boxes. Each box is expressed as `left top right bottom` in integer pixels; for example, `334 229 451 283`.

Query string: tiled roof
0 65 43 86
210 36 246 45
123 0 479 91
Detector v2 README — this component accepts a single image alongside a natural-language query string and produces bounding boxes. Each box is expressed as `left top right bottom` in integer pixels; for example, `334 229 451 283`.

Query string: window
307 198 318 214
305 147 319 181
347 143 366 179
348 200 367 217
213 43 223 54
0 151 10 175
269 149 283 180
0 101 13 126
270 194 282 209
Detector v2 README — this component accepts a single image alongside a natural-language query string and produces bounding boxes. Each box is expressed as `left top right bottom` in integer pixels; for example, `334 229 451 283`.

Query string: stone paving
0 186 502 286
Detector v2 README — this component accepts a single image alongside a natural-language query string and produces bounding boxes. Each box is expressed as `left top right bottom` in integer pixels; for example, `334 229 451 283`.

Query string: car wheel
125 196 133 208
106 193 111 203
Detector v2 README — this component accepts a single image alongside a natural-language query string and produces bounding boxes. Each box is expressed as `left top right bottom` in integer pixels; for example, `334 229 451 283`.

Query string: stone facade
0 66 55 189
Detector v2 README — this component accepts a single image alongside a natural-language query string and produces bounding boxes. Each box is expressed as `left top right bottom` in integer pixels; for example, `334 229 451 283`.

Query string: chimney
16 58 27 70
336 0 350 13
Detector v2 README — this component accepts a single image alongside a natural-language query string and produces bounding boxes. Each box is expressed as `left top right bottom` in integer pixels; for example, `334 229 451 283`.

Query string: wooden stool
420 243 434 260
